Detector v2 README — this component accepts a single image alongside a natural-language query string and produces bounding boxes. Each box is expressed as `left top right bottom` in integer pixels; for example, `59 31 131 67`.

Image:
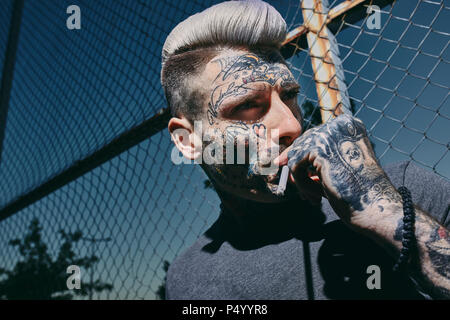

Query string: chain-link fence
0 0 448 299
286 0 449 176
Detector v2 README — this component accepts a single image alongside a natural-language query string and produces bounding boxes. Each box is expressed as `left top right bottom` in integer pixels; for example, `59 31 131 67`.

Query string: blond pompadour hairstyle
161 0 287 120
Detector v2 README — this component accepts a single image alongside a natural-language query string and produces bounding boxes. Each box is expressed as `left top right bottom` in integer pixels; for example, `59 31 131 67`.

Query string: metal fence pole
81 236 112 300
0 0 24 165
301 0 351 122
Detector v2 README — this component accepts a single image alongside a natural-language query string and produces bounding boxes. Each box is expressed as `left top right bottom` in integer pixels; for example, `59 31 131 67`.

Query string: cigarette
276 165 289 195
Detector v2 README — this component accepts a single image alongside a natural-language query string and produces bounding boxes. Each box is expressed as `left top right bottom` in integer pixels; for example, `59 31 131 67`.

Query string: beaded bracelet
392 186 416 272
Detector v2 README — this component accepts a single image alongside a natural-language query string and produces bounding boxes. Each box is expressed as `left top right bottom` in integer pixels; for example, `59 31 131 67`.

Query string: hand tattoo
287 114 400 213
287 114 450 298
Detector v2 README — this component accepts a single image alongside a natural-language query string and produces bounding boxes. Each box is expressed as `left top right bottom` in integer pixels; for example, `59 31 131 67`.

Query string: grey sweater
166 161 450 300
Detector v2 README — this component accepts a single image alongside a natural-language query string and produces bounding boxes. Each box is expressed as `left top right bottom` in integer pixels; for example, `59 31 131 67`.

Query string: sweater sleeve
383 161 450 227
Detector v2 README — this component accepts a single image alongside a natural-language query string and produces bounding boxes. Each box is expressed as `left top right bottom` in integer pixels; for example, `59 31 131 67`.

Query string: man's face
194 48 303 202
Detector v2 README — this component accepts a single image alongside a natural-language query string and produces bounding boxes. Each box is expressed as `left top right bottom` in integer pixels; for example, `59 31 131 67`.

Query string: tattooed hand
287 114 450 298
287 114 400 225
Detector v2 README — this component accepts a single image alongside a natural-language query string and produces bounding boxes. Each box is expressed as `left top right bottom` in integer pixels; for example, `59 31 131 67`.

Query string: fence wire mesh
0 0 448 299
287 0 449 176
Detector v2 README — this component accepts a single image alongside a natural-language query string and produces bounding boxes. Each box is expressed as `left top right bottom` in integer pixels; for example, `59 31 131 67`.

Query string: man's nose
269 96 302 147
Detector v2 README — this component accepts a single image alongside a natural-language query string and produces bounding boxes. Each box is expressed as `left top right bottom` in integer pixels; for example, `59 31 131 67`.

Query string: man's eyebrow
217 81 301 111
280 82 301 92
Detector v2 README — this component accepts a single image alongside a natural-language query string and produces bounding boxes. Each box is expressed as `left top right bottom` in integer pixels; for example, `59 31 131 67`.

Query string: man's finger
288 152 324 200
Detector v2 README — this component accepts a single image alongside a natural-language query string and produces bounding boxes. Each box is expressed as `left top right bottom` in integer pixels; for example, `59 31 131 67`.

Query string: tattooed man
160 0 449 299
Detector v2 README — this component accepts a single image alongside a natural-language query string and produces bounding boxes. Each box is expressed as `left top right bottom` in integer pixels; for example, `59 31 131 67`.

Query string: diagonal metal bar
0 107 171 222
281 0 395 59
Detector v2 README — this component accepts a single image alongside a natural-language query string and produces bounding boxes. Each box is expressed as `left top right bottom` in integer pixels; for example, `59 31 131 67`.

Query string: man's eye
226 101 266 121
233 103 255 113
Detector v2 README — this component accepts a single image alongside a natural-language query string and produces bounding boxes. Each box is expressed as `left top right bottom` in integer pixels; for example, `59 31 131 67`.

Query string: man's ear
168 117 202 160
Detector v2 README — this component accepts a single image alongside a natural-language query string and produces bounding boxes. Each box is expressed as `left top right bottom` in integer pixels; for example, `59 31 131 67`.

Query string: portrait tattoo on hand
287 115 401 212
